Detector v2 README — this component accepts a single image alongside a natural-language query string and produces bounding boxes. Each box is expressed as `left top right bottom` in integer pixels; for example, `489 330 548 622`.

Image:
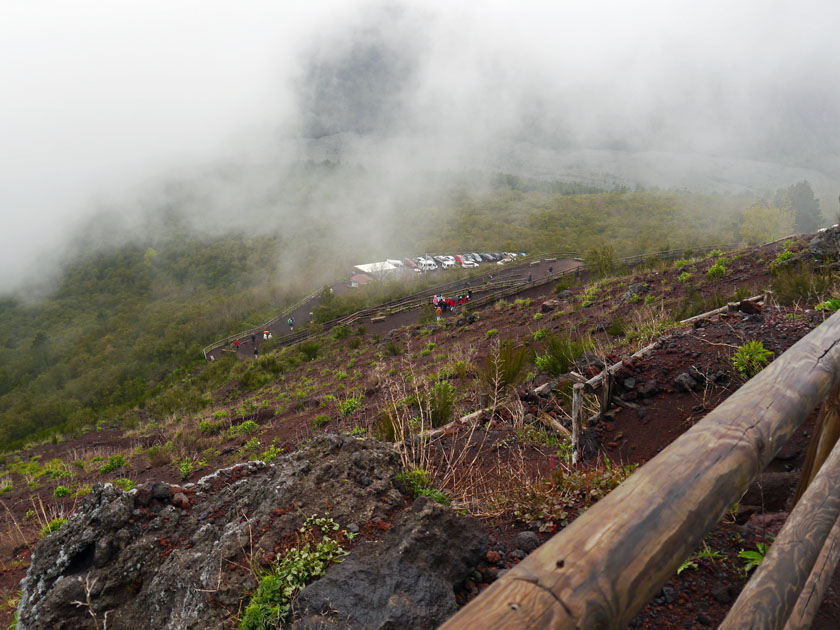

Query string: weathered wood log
437 311 840 630
584 340 660 389
782 513 840 630
571 383 583 466
793 380 840 505
418 408 487 439
679 294 762 325
720 436 840 629
537 412 571 441
611 396 640 410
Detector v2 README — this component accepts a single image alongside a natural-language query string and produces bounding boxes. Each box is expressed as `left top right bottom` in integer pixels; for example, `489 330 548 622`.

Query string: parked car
402 258 417 269
480 253 494 262
461 259 478 268
422 257 438 270
471 253 483 263
454 254 466 264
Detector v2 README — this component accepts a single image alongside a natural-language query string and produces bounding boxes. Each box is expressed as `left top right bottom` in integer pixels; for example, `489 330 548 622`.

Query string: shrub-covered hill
1 175 795 451
3 235 840 628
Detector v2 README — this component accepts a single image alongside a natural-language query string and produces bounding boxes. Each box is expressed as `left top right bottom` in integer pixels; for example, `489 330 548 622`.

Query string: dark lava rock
637 380 660 397
541 299 563 313
18 435 479 630
555 290 574 300
674 372 698 392
515 531 540 553
623 377 636 390
662 585 676 603
292 497 486 630
739 300 762 314
741 472 798 513
697 612 713 626
810 227 840 260
711 584 734 604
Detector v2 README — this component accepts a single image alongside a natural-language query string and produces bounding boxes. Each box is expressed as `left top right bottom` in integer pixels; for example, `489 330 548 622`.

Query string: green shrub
485 328 498 339
347 337 361 350
145 445 171 467
312 414 331 429
533 329 547 341
395 469 449 505
229 420 260 437
772 262 834 305
176 459 195 480
533 312 543 321
535 334 590 376
816 298 840 312
644 295 656 305
39 518 67 538
586 244 616 277
112 478 136 491
607 318 626 336
332 325 351 340
739 542 769 575
339 398 361 417
299 342 320 361
706 263 726 280
715 256 730 267
239 515 348 629
776 249 794 263
674 258 691 268
99 454 126 475
480 338 529 392
732 340 773 378
678 271 692 283
384 340 402 356
199 420 223 435
427 381 456 428
708 249 722 257
53 485 71 498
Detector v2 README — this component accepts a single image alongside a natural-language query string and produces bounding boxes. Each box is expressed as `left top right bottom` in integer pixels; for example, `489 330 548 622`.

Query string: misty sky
2 0 839 291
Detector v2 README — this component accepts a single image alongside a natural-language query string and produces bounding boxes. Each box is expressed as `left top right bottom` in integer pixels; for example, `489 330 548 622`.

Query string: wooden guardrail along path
439 310 840 630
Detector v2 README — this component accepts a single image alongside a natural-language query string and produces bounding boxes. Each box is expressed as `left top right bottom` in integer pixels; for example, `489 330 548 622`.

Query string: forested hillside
1 171 810 451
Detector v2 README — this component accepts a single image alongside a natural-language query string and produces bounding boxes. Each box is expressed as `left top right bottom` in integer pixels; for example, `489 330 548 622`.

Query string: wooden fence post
571 383 584 466
793 380 840 505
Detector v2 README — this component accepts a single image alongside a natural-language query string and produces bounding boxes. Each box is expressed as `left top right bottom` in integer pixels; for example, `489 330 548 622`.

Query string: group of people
433 290 472 319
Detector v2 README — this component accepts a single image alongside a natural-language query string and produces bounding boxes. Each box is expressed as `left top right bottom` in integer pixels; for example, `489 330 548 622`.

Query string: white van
418 259 438 271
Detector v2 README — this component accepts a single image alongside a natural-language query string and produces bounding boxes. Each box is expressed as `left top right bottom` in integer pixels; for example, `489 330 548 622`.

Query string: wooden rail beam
720 435 840 629
782 514 840 630
438 311 840 630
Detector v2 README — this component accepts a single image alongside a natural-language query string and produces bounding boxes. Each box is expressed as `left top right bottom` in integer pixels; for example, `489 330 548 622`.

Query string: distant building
353 261 398 276
349 273 375 288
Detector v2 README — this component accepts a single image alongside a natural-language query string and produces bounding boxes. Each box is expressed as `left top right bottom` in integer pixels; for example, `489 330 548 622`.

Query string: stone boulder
810 227 840 260
540 299 563 313
17 435 482 630
292 497 486 630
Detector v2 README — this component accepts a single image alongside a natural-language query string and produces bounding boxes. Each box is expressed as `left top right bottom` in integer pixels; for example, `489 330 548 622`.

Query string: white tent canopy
354 261 398 275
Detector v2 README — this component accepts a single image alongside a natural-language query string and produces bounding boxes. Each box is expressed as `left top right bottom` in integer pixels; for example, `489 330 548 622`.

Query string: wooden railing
439 310 840 629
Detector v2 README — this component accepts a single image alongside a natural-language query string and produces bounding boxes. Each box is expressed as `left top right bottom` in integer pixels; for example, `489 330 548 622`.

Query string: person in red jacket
235 339 241 350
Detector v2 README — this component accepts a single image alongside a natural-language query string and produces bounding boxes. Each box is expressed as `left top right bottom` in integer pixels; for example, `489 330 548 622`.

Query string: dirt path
208 257 581 360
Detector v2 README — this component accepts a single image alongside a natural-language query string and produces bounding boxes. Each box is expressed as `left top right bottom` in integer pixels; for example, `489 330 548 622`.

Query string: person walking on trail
235 339 241 350
548 265 553 278
528 272 532 282
251 333 256 345
254 346 258 358
288 317 295 331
